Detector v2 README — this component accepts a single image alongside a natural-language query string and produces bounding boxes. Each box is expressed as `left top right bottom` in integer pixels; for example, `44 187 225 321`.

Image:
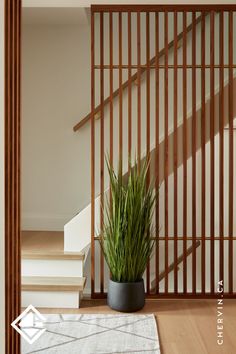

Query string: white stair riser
64 197 100 252
22 291 81 308
22 259 83 277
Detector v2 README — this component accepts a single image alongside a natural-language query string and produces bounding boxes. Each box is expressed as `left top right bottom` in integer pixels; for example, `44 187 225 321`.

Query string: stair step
22 231 64 252
22 250 85 261
22 276 86 292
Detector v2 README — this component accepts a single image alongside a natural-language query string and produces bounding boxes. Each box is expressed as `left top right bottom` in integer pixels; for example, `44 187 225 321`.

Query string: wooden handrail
73 14 203 132
151 240 201 290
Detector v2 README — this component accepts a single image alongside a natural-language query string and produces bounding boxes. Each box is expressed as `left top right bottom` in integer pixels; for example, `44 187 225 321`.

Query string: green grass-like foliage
100 157 155 283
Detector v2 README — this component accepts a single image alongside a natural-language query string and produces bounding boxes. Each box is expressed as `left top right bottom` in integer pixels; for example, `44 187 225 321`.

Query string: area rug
21 314 160 354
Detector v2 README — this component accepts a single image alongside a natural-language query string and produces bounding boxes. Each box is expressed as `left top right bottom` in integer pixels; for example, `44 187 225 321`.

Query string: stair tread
22 231 64 253
22 249 85 260
22 276 86 291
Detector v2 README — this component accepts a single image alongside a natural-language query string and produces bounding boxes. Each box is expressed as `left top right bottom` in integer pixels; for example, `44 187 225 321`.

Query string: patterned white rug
21 314 160 354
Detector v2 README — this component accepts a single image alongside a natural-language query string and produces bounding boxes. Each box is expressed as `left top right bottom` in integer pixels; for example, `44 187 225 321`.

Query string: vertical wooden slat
137 12 141 167
16 0 21 344
119 12 123 173
173 10 178 294
192 11 197 294
128 11 132 163
210 11 215 294
182 11 187 294
100 12 104 294
146 11 150 294
219 11 224 285
201 11 206 294
17 1 21 349
5 0 11 350
5 0 21 353
155 11 160 294
146 11 150 168
164 10 169 294
8 1 13 351
228 10 233 294
12 3 16 351
91 10 95 296
109 12 113 168
6 0 10 352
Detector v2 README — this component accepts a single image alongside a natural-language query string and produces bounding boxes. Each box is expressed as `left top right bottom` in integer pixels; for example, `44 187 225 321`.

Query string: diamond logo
11 305 46 344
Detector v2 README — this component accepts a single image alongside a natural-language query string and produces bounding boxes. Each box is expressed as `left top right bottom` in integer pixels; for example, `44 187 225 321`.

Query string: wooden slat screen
91 5 236 298
5 0 21 352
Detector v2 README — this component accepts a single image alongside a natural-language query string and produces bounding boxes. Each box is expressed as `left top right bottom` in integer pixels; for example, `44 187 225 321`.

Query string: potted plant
100 157 155 312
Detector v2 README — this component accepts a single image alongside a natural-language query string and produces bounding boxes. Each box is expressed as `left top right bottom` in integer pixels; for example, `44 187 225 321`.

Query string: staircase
21 231 88 308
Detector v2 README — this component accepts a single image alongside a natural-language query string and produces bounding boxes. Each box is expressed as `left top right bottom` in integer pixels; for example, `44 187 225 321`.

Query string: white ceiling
22 0 236 7
22 8 90 26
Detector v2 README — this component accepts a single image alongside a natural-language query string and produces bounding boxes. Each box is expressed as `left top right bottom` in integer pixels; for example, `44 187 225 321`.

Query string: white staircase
22 276 86 308
21 231 89 308
64 197 100 252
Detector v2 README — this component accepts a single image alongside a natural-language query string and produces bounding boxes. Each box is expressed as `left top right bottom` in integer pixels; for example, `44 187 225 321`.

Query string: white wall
22 23 91 230
0 0 5 351
21 12 202 231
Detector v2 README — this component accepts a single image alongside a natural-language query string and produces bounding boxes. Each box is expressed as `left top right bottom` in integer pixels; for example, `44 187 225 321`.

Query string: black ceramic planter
107 279 145 312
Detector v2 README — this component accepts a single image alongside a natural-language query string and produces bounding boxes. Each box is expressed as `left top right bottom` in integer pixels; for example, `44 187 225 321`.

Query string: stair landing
22 230 64 252
21 231 84 259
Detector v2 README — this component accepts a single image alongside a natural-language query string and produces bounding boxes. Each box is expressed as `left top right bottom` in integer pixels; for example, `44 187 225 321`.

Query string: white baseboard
22 213 74 231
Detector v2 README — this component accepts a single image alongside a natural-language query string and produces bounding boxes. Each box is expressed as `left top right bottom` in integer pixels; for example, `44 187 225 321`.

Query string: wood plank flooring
37 299 236 354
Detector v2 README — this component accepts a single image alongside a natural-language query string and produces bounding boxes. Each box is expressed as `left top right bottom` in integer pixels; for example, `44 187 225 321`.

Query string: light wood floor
38 299 236 354
21 233 235 352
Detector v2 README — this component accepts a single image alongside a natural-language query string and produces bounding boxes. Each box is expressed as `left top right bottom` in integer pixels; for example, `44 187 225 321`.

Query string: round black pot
107 279 145 312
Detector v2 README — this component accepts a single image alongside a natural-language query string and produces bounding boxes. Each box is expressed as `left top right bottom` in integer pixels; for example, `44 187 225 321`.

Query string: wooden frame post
5 0 21 353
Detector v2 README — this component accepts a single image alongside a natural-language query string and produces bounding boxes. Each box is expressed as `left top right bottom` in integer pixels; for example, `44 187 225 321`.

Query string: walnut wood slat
146 12 151 294
173 11 178 294
228 11 233 294
219 11 224 285
192 11 197 295
95 236 236 241
137 11 141 166
201 12 206 294
100 13 104 293
92 5 236 12
146 12 150 169
164 11 169 294
128 11 132 162
5 0 21 353
91 11 95 296
151 241 201 291
94 64 236 69
182 11 187 294
155 11 160 294
210 11 215 294
16 2 21 343
109 13 113 169
119 12 123 173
